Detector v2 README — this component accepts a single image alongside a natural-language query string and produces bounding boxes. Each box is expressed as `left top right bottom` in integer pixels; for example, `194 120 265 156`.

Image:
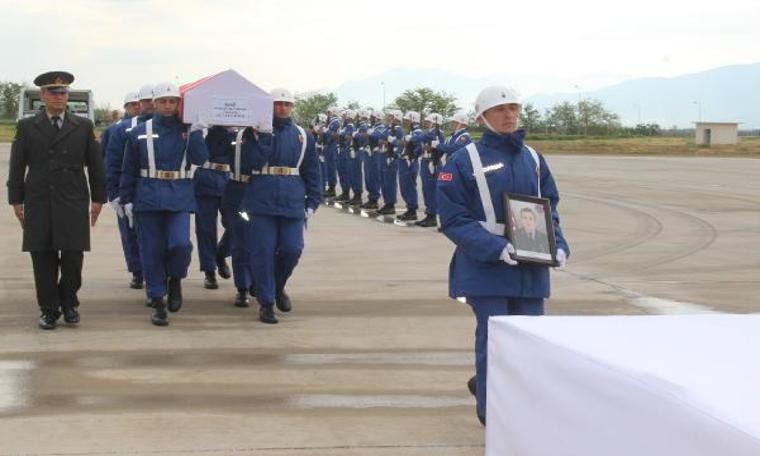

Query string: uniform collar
153 113 181 128
481 128 526 153
273 116 292 129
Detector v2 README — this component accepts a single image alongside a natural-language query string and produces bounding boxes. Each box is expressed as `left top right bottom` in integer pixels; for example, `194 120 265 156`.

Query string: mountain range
333 63 760 129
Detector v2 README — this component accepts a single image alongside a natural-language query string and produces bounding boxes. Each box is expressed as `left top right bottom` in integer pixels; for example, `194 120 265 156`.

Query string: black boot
248 285 256 297
397 209 418 221
359 200 379 210
334 191 350 202
150 298 169 326
348 195 363 206
203 271 219 290
323 186 336 198
467 376 476 396
275 289 292 313
234 289 250 308
415 214 438 227
216 255 231 279
129 271 144 289
259 305 278 324
377 204 396 215
167 278 183 313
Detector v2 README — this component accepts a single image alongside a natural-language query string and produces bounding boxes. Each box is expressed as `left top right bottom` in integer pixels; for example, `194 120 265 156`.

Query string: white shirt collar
46 110 66 122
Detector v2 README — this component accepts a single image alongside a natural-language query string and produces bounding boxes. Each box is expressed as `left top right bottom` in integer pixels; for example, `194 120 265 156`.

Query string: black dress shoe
334 192 350 202
248 285 256 297
275 290 292 312
129 272 144 289
359 200 379 210
216 256 231 279
415 214 438 227
38 312 59 330
259 306 278 324
167 278 183 313
323 187 336 198
150 298 169 326
234 289 250 308
348 196 363 206
62 306 80 324
467 376 476 396
203 271 219 290
376 204 396 215
397 209 418 221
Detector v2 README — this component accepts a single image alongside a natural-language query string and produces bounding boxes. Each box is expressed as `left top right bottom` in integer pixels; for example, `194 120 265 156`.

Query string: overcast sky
1 0 758 110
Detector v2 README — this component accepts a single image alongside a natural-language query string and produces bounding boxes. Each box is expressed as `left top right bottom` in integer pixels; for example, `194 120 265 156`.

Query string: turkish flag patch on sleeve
438 172 453 182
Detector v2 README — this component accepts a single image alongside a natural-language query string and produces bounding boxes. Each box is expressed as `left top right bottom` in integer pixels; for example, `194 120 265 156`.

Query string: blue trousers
117 213 141 273
249 215 304 307
195 195 228 272
349 148 363 196
135 211 193 299
336 147 350 195
324 145 337 188
419 158 439 216
221 189 253 291
362 149 381 202
397 157 419 210
379 155 398 206
469 296 544 420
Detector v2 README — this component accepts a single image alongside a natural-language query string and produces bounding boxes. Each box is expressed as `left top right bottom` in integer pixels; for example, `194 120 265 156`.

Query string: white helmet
357 109 369 119
390 109 403 122
123 92 140 106
152 82 180 100
317 113 327 123
403 111 420 123
451 112 469 126
425 113 443 126
270 87 295 104
344 109 356 120
474 85 520 119
138 84 154 101
327 106 340 116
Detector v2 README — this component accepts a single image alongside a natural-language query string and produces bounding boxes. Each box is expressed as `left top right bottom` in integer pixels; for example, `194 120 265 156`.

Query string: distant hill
334 63 760 129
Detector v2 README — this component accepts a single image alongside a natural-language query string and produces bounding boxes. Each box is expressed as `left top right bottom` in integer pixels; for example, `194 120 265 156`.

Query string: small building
694 122 739 145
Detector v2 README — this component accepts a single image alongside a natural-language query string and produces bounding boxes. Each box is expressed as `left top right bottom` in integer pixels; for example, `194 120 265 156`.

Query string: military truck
17 88 95 121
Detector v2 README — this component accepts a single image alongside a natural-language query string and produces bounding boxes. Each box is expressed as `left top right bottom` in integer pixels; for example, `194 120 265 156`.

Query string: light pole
574 84 584 135
633 103 641 125
692 100 702 122
381 81 386 109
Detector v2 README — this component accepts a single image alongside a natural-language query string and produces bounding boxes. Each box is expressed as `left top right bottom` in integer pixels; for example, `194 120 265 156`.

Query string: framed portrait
503 193 559 266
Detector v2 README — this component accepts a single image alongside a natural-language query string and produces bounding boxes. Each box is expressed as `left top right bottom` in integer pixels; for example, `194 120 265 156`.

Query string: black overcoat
7 111 106 251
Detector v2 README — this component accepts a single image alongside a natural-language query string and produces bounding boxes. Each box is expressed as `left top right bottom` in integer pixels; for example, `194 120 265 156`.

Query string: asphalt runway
0 143 758 455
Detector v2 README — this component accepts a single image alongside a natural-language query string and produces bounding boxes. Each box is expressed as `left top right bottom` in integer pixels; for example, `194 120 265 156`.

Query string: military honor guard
120 82 209 326
240 88 321 324
396 111 424 222
7 71 106 329
416 113 445 227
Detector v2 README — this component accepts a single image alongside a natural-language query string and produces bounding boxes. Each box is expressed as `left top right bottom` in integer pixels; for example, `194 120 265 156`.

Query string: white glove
305 208 315 219
257 122 273 134
109 197 124 218
499 243 518 265
555 248 567 269
404 134 412 142
190 113 208 133
386 135 394 143
367 128 375 135
124 203 134 228
431 139 440 148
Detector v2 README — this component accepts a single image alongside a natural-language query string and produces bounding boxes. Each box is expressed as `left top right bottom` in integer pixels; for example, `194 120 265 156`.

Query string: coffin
180 69 272 130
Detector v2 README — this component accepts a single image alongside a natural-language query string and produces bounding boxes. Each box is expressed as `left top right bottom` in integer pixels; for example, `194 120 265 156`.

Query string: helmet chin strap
479 115 519 135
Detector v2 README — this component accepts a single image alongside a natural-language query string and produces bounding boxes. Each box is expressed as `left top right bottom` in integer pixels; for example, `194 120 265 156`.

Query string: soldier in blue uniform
100 92 139 159
377 110 404 215
322 107 341 198
416 113 445 227
194 123 233 290
396 111 424 222
120 82 209 326
348 110 368 206
334 110 354 203
105 85 155 290
240 88 321 324
360 111 386 211
312 113 327 196
436 112 471 164
437 86 570 425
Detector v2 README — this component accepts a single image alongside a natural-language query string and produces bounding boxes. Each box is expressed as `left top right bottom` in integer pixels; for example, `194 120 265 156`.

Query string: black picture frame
503 193 559 266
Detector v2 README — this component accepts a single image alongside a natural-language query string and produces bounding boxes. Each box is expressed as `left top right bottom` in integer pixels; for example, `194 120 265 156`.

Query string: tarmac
0 144 758 455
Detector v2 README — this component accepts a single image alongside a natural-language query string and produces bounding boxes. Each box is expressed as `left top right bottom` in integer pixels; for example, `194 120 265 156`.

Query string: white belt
202 161 231 172
251 166 300 176
230 175 251 183
139 169 190 180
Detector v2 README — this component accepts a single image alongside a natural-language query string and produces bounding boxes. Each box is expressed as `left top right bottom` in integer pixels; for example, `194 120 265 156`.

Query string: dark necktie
51 116 61 131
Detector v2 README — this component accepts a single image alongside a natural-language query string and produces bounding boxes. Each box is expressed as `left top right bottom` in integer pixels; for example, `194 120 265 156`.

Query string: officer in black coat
6 71 106 329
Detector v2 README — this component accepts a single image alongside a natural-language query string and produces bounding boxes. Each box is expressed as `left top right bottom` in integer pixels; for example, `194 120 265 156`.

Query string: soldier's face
482 103 520 134
273 101 293 119
520 211 536 234
140 99 154 115
124 102 140 117
41 88 68 114
154 97 179 116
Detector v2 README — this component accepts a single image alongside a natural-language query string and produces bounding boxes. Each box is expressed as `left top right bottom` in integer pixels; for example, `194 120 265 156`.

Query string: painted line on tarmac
288 394 473 409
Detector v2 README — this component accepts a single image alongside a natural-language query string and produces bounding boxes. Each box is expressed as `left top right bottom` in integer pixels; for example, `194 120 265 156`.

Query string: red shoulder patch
438 172 453 182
